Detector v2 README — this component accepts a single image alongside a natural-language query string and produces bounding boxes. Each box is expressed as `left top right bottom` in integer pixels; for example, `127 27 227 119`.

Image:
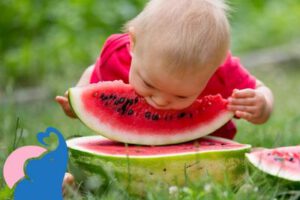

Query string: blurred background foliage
0 0 300 92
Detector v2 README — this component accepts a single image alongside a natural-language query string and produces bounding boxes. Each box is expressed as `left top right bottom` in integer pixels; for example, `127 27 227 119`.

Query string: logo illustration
3 127 68 200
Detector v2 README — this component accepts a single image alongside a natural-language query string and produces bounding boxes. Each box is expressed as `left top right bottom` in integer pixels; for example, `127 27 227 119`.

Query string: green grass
1 64 300 199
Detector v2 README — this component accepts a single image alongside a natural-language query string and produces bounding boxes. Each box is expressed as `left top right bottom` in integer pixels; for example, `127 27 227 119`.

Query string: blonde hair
124 0 230 74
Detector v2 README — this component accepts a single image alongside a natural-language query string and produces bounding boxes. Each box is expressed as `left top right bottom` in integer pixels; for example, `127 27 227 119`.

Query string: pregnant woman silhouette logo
3 127 68 200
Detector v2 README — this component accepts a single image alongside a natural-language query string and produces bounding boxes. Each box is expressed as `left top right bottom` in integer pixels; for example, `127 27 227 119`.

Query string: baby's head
127 0 230 110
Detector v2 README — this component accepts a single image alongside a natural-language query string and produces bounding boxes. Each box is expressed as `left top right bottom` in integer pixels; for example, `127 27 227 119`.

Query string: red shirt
90 34 256 139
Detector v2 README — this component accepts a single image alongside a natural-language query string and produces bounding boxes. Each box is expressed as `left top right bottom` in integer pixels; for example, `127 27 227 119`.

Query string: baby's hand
55 91 77 118
227 88 268 124
62 172 75 197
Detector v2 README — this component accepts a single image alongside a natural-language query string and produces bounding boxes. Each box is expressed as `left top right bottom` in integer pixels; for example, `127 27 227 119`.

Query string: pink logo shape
3 146 47 188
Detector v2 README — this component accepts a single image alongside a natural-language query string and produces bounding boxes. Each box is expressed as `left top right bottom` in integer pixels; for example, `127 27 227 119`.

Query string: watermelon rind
68 83 234 145
246 147 300 183
67 136 251 195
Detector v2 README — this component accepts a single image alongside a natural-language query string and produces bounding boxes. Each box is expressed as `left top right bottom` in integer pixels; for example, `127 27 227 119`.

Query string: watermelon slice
246 146 300 182
68 81 233 145
67 135 251 194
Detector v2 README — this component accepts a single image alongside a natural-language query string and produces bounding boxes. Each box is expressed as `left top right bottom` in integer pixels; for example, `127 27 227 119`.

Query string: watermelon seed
128 99 134 105
145 112 151 119
128 109 134 115
178 112 186 119
134 97 139 104
103 96 109 101
288 157 294 162
152 114 159 121
119 97 125 103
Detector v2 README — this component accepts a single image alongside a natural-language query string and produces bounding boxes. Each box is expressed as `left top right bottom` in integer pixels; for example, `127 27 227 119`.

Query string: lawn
1 62 300 200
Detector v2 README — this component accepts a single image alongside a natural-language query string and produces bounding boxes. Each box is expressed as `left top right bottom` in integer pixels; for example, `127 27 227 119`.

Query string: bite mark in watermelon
68 81 233 145
246 146 300 182
67 136 251 194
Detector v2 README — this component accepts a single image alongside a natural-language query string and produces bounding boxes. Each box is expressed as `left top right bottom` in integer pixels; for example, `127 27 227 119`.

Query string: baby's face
129 57 213 110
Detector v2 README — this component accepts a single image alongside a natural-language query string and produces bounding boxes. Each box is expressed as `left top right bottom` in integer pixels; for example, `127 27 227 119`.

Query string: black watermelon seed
128 99 134 105
100 93 105 100
114 100 119 105
128 109 134 115
145 112 151 119
103 96 109 100
119 98 125 103
289 157 294 162
109 94 114 99
152 114 159 121
178 112 186 119
134 97 139 104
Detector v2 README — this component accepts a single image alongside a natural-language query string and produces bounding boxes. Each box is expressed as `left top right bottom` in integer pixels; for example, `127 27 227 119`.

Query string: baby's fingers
228 97 255 106
55 96 77 118
234 110 253 121
227 104 256 113
232 89 255 98
55 96 67 105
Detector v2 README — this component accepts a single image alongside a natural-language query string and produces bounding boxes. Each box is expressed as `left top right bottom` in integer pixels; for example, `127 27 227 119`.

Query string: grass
1 63 300 199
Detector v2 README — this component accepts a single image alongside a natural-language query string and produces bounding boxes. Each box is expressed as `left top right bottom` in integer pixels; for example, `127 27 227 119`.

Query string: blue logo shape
14 127 68 200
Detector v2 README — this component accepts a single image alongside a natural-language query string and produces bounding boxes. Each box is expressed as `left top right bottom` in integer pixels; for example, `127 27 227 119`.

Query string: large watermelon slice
246 146 300 183
67 135 251 195
68 81 233 145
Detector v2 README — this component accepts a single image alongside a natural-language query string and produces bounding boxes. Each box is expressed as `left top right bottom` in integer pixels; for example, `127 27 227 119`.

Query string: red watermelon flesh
246 146 300 182
69 136 247 157
69 81 234 145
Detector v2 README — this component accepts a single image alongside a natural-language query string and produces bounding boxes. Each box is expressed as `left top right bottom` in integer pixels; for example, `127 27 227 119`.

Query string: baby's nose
151 95 170 108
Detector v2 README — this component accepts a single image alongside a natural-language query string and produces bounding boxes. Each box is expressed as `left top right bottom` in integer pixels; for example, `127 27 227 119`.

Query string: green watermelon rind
246 148 300 183
68 85 234 145
67 136 251 194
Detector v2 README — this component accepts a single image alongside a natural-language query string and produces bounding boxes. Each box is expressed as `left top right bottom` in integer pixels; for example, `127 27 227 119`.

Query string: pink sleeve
90 34 131 84
220 53 257 97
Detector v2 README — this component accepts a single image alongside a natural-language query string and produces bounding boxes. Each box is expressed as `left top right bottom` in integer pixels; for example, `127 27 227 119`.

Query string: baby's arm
55 65 95 118
227 80 274 124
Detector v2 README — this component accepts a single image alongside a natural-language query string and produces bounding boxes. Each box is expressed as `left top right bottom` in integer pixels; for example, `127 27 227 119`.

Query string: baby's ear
128 27 135 54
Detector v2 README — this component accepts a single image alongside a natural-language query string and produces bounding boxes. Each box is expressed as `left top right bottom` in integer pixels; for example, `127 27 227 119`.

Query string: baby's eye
176 95 188 99
144 81 154 89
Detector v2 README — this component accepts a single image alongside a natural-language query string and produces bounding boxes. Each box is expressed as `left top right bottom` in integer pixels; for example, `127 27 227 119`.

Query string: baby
56 0 273 192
